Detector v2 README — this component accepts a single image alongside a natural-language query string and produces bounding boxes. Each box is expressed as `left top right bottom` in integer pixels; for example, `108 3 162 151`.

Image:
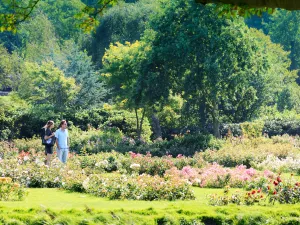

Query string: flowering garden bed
0 136 299 224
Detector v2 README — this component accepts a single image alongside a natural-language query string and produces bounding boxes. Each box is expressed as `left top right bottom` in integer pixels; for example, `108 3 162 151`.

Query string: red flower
260 195 264 198
247 192 251 196
273 191 277 195
251 190 256 195
276 177 282 183
267 186 270 190
257 189 261 193
295 182 299 187
273 181 279 186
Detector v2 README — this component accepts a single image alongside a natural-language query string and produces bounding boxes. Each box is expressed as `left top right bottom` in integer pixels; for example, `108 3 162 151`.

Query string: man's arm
55 132 59 150
56 138 59 150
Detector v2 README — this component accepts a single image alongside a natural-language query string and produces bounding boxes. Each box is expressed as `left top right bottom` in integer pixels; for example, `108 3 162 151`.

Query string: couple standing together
42 120 69 166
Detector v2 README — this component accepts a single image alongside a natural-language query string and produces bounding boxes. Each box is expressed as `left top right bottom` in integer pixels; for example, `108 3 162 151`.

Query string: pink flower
245 168 256 176
263 170 274 178
176 154 183 158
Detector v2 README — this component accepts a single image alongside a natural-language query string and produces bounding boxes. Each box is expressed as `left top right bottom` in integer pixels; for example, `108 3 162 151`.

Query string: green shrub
13 138 44 153
202 137 299 168
116 134 223 157
0 95 29 140
69 126 123 154
103 109 152 142
0 178 27 201
219 123 242 137
264 119 300 136
241 121 264 139
70 108 109 130
62 170 87 193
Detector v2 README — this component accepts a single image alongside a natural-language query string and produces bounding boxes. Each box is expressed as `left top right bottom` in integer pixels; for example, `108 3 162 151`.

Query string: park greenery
0 0 300 224
1 0 300 141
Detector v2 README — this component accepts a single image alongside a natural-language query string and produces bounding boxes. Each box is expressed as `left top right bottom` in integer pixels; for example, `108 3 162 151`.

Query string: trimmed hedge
220 119 300 137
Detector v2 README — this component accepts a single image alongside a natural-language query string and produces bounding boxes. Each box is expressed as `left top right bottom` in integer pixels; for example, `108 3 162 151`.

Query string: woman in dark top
42 120 55 166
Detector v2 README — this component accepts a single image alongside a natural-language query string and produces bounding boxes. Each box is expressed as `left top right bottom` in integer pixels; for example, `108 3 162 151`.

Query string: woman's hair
59 120 67 128
42 120 54 129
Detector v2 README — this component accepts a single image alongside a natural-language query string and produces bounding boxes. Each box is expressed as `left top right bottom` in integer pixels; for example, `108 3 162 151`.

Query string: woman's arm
44 134 55 140
44 130 55 140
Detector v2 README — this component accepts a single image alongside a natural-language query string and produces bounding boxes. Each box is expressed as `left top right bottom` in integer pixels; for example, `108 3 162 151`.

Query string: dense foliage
0 0 299 142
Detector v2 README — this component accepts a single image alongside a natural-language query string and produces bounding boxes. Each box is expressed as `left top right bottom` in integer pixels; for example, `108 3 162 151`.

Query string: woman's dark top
44 128 54 154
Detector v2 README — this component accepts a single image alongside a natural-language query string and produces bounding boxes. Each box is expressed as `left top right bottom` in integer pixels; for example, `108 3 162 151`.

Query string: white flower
23 156 30 161
54 177 60 183
186 181 192 185
130 163 140 170
35 158 44 166
101 160 109 166
194 178 201 184
95 160 109 168
82 177 90 190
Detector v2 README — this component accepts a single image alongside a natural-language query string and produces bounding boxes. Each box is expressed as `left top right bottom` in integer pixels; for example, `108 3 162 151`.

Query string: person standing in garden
55 120 69 163
42 120 56 166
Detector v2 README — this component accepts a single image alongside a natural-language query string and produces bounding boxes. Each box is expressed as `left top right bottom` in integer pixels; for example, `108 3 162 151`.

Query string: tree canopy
197 0 300 10
0 0 299 140
1 0 300 33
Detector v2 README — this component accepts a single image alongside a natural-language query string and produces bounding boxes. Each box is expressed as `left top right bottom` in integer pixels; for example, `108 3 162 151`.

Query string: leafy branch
0 0 41 32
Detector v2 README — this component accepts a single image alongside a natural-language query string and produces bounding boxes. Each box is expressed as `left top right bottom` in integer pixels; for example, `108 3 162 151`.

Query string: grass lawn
0 188 299 225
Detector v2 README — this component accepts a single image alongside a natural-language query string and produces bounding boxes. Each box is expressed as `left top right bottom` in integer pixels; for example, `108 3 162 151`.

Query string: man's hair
59 120 67 128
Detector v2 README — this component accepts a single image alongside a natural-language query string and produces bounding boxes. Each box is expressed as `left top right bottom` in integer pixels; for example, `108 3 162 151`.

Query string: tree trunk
199 99 206 131
135 108 146 140
134 108 140 139
212 102 221 138
151 113 162 140
213 116 221 138
138 108 146 140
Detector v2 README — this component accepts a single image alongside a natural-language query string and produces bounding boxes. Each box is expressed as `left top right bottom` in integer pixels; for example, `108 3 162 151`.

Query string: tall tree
18 13 59 63
141 0 289 137
263 10 300 79
36 0 86 41
18 61 79 117
0 45 21 89
102 40 161 139
53 40 110 109
90 0 160 68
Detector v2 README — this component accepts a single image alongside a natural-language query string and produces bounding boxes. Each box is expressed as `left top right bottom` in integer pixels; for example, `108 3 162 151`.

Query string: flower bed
0 177 27 201
208 175 300 206
165 164 275 188
64 173 195 201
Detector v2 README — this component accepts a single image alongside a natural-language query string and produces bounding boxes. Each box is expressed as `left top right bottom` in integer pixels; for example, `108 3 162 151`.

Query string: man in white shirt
55 120 69 163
